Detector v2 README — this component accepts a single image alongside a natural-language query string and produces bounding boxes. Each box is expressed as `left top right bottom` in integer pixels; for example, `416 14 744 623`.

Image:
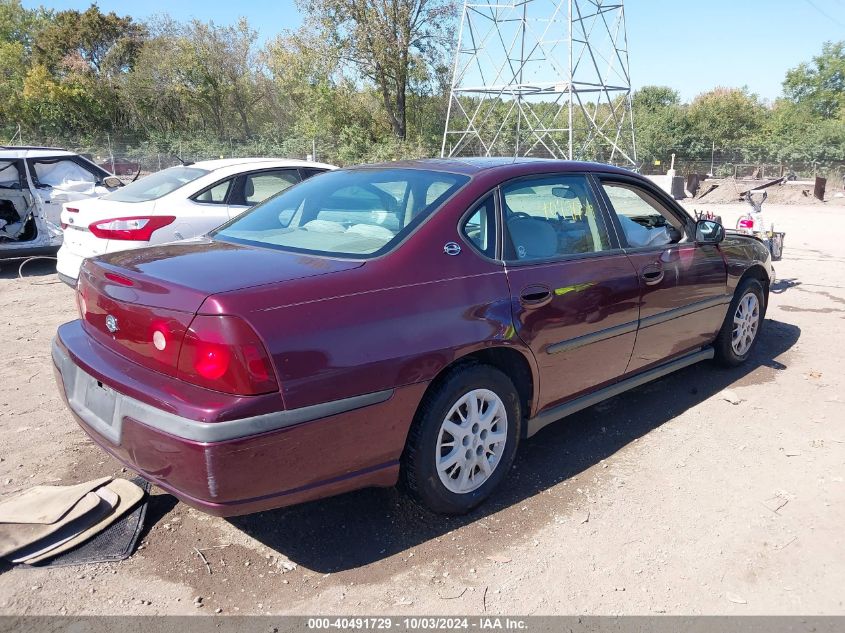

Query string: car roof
190 157 336 172
351 157 638 178
0 147 77 160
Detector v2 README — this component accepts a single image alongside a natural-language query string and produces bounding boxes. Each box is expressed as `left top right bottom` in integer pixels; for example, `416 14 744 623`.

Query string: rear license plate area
84 378 117 425
73 370 122 445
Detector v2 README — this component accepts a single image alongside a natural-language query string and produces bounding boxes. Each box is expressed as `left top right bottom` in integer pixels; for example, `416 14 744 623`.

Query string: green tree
783 41 845 119
0 0 50 137
0 0 48 51
118 19 192 136
298 0 457 139
33 4 145 77
632 85 688 165
122 17 270 140
686 87 767 159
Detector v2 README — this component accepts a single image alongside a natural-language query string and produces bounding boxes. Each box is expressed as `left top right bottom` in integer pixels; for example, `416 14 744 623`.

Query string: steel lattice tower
441 0 637 166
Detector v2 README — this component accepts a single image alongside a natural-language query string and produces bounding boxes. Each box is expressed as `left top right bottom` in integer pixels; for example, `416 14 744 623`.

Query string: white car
56 157 335 285
0 146 120 258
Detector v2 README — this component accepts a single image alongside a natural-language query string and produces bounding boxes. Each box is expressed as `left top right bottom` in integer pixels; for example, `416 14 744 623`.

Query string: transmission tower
441 0 637 166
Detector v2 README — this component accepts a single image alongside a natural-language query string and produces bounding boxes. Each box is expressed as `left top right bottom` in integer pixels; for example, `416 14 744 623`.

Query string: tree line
0 0 843 173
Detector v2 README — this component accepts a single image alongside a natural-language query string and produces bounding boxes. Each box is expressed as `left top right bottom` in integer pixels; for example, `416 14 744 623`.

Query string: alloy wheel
732 292 760 356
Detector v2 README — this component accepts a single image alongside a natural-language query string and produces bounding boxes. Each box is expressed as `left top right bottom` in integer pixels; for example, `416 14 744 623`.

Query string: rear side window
242 170 300 206
105 166 208 203
193 178 233 204
502 175 611 261
215 168 468 258
462 195 496 258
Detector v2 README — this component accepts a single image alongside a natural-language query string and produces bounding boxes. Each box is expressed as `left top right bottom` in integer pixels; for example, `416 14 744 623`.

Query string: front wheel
401 364 521 514
714 278 766 366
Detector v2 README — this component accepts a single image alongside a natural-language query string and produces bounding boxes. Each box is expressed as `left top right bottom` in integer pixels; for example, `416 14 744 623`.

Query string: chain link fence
639 148 845 185
11 135 845 191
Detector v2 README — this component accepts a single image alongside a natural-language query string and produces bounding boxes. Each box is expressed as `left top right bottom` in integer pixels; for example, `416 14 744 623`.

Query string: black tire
401 363 521 514
714 278 766 367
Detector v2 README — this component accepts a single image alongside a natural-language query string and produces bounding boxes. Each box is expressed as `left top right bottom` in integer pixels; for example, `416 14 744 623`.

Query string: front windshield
104 166 209 203
214 169 469 257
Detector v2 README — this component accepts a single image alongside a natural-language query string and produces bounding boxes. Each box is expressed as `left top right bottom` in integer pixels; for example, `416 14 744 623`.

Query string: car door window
243 170 300 206
599 181 688 248
193 178 233 204
461 195 496 258
29 158 97 189
502 175 612 261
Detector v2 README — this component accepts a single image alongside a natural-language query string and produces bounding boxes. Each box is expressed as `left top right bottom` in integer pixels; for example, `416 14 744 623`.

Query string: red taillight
177 315 278 395
104 271 134 286
195 342 231 380
89 216 176 241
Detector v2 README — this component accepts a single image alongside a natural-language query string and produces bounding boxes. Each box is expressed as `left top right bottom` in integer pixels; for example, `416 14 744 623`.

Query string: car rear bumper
53 322 423 516
57 272 77 288
56 243 85 282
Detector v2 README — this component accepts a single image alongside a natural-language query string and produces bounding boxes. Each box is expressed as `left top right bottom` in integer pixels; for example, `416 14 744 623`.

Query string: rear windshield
214 168 469 257
104 166 208 202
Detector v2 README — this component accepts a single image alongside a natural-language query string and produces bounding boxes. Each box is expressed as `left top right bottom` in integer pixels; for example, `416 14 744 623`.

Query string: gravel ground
0 202 842 615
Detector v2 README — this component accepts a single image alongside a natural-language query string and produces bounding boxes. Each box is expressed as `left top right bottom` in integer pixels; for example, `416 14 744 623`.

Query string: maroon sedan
53 159 774 516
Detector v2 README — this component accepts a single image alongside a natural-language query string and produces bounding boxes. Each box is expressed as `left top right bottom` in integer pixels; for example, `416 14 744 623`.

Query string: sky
21 0 845 102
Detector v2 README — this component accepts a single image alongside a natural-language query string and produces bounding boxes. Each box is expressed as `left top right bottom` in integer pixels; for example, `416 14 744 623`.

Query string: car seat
506 216 558 260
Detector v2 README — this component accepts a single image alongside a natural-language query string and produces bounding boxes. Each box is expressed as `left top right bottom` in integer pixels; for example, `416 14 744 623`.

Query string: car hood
86 237 364 313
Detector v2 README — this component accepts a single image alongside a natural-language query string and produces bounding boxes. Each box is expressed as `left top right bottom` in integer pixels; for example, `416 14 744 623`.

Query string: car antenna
172 154 194 167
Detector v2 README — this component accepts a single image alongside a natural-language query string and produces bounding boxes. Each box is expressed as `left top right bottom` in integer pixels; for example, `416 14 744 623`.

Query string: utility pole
442 0 637 165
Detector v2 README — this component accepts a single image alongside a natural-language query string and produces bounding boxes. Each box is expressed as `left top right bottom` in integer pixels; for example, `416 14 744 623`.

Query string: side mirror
695 219 725 244
102 176 123 188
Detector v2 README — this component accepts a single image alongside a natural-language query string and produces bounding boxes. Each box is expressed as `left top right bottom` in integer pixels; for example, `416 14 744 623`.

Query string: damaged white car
0 146 120 258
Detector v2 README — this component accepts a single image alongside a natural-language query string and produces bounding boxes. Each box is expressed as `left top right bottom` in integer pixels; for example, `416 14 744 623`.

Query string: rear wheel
714 278 765 366
401 364 521 514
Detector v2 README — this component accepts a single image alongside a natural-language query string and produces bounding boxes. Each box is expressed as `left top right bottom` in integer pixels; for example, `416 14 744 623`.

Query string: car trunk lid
61 196 153 231
78 239 363 377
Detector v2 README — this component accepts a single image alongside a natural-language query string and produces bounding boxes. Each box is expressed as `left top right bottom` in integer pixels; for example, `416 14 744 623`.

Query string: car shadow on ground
229 318 800 573
771 277 801 294
0 257 59 281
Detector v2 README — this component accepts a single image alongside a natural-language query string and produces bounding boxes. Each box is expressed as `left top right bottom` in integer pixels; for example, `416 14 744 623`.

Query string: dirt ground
0 202 843 616
692 178 845 206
